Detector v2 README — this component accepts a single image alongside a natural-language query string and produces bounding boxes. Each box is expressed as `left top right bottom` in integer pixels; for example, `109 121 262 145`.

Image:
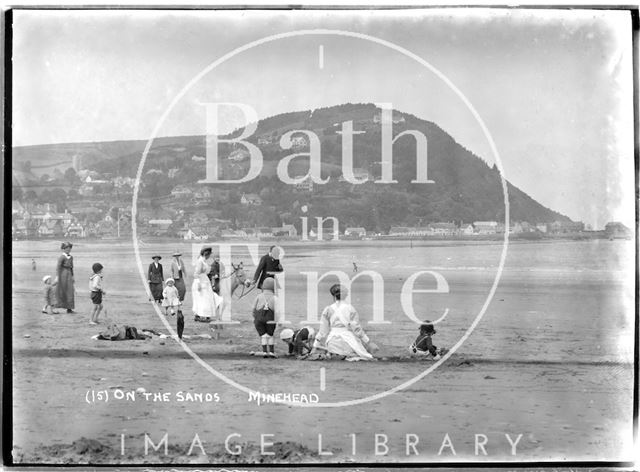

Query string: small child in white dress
42 275 59 315
162 278 181 316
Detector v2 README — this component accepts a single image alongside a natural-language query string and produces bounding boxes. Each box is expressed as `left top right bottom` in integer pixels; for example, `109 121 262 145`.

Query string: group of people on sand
249 278 443 361
41 242 108 325
253 280 379 361
40 242 445 361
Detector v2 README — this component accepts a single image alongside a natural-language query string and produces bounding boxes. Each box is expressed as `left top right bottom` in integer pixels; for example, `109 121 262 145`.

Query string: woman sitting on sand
308 284 378 361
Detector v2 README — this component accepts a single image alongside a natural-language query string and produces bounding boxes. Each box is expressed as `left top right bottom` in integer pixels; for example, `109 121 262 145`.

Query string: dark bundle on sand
97 324 149 341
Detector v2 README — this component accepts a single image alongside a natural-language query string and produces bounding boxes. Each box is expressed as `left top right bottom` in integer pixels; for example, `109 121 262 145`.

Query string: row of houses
183 224 298 241
383 220 586 238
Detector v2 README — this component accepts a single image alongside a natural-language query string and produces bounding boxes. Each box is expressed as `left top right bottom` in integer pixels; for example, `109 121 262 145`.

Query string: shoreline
10 236 629 248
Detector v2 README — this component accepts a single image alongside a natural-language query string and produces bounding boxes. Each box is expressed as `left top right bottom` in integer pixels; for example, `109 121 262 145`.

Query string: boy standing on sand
89 263 106 325
251 277 278 357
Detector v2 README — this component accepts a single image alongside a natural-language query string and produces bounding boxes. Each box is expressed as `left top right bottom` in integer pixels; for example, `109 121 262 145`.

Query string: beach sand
9 239 635 464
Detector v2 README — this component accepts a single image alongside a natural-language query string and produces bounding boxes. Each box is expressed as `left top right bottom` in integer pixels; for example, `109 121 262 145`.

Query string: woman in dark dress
56 242 75 313
147 256 164 303
170 251 187 302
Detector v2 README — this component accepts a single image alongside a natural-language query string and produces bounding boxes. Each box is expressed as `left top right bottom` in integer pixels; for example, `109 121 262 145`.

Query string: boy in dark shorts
279 327 316 357
410 320 447 360
89 263 106 325
251 277 278 358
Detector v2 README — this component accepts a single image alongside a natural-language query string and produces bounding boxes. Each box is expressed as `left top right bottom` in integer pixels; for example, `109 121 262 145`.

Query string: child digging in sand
279 327 315 357
89 263 106 325
42 275 59 314
410 320 447 360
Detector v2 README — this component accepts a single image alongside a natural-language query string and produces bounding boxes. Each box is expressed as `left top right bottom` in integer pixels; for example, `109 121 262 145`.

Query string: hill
12 103 571 229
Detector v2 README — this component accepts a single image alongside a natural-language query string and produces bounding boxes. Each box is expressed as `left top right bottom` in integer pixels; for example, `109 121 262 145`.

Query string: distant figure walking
170 251 187 302
352 262 358 273
56 242 75 313
32 259 36 271
148 256 164 303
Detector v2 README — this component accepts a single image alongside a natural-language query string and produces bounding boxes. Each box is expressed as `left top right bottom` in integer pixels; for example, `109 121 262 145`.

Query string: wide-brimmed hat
279 328 294 341
172 251 182 257
165 278 175 284
151 255 162 260
262 277 275 292
42 275 51 284
200 247 212 256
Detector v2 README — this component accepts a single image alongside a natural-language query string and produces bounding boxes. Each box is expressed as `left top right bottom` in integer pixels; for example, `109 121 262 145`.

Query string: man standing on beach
207 251 223 294
248 245 283 290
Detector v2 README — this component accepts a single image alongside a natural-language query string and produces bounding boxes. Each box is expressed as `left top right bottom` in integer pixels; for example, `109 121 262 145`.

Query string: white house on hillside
241 193 263 206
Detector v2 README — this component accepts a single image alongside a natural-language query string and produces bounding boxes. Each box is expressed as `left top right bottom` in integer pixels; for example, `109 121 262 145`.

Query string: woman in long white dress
310 284 378 361
192 247 223 324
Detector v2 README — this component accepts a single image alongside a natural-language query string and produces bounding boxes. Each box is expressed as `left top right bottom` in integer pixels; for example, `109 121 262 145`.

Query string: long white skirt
191 275 222 319
325 327 374 360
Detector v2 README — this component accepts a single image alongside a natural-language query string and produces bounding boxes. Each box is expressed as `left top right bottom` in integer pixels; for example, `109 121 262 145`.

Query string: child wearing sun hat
410 320 447 360
42 275 59 315
280 326 316 357
162 278 181 316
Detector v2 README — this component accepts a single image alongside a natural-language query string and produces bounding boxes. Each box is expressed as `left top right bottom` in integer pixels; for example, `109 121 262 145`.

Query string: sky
11 8 635 229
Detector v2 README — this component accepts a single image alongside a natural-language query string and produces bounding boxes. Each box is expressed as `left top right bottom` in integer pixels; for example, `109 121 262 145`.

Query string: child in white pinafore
162 278 181 316
42 275 59 315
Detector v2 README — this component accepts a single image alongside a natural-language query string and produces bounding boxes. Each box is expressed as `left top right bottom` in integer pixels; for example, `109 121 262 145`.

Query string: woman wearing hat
192 247 222 327
56 242 75 313
147 255 164 303
170 251 187 302
309 284 378 361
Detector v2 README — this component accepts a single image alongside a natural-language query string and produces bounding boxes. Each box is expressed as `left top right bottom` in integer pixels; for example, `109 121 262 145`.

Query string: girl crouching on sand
279 327 315 357
251 277 278 358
